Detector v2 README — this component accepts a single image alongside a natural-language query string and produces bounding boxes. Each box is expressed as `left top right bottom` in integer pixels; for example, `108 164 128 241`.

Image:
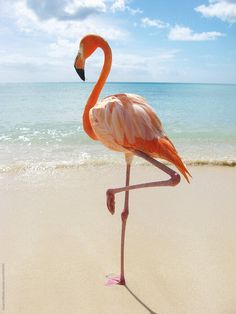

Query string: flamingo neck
83 40 112 140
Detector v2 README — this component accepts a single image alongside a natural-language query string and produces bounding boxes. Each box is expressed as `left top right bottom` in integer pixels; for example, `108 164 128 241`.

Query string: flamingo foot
106 274 125 286
106 189 115 215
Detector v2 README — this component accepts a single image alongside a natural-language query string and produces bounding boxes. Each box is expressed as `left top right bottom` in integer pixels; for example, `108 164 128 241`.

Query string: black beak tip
75 68 85 81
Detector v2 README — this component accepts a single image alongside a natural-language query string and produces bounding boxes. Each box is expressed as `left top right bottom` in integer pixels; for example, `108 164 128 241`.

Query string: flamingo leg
107 150 180 214
106 162 131 286
106 150 181 285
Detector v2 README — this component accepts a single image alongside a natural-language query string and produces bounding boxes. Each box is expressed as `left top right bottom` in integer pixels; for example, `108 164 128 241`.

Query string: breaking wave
1 158 236 175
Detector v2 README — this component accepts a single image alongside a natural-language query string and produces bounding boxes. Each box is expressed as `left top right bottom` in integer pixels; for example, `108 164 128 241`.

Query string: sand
0 164 236 314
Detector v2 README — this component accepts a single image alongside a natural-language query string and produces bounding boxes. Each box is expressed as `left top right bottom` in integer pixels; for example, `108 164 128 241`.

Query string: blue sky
0 0 236 83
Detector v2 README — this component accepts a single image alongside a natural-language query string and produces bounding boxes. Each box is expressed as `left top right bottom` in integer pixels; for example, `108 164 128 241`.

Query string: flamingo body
89 93 190 182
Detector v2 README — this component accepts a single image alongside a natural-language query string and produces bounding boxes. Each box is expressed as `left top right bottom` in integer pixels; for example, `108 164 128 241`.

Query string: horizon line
0 81 236 85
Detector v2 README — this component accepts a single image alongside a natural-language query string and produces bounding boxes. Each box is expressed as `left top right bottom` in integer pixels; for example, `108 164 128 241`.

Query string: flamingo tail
157 137 191 183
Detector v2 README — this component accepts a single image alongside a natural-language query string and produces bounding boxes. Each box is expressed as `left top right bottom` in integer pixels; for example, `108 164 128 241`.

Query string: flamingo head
74 34 102 81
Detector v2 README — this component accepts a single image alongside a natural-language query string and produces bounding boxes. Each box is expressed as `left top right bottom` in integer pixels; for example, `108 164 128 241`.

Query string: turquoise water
0 82 236 173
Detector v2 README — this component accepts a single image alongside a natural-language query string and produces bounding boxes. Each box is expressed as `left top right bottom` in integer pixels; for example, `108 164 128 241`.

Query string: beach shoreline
1 165 236 313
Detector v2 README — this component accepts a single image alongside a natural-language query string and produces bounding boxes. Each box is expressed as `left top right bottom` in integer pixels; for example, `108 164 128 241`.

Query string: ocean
0 82 236 176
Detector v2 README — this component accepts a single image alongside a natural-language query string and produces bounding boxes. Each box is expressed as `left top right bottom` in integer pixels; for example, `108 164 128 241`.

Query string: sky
0 0 236 83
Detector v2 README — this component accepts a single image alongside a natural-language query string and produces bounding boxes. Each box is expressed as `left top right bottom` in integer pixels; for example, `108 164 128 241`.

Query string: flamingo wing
90 93 191 182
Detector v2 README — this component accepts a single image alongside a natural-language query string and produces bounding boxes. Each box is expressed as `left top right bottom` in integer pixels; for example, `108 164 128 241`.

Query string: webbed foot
106 189 115 214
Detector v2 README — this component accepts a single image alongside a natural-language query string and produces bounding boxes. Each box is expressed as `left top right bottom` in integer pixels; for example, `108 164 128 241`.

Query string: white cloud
128 7 143 15
14 1 38 32
12 0 142 19
64 0 107 18
11 0 128 41
25 0 107 20
111 0 126 12
0 0 138 45
111 0 142 14
195 0 236 23
168 25 223 41
141 17 169 29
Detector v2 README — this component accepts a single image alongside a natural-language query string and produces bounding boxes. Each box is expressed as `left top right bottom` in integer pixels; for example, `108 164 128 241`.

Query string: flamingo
74 34 191 286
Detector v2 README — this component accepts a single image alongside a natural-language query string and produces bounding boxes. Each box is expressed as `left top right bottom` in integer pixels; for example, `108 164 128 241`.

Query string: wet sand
0 165 236 313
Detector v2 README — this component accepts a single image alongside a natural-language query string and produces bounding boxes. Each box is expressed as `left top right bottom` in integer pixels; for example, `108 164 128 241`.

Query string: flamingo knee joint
171 173 181 186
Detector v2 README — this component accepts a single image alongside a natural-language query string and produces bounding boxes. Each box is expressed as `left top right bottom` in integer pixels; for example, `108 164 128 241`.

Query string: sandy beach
0 164 236 314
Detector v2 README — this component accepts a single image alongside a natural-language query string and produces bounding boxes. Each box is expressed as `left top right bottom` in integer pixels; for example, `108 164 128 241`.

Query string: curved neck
83 40 112 139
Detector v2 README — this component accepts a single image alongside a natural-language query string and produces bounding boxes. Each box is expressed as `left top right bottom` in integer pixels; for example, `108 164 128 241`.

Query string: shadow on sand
125 284 158 314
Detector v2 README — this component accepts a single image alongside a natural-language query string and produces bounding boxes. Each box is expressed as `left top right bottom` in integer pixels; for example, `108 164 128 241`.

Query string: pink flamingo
74 34 191 286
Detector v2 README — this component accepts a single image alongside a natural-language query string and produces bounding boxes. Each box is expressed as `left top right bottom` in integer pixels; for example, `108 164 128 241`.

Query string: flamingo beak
74 52 85 81
76 68 85 81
